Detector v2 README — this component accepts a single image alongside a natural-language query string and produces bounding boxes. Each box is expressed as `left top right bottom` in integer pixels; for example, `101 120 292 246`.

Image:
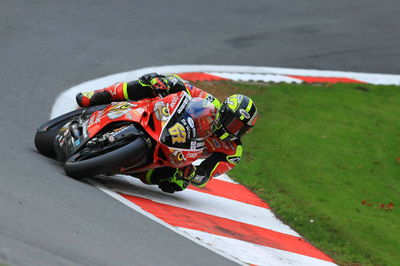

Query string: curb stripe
186 72 301 83
179 228 337 266
107 178 295 235
89 180 245 264
179 71 367 84
178 72 229 81
189 178 270 209
286 75 366 84
121 194 334 263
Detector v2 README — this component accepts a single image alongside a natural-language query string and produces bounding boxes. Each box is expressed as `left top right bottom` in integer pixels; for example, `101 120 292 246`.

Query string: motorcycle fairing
56 91 206 171
54 118 91 162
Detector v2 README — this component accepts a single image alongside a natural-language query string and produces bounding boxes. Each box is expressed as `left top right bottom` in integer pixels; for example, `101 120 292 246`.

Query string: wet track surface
1 0 399 265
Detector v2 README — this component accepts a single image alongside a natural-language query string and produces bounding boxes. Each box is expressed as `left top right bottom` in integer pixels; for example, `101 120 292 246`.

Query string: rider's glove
158 174 188 193
139 72 170 97
149 77 170 97
158 165 196 193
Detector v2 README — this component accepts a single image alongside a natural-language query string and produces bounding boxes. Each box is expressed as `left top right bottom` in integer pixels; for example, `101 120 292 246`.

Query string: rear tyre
64 136 148 179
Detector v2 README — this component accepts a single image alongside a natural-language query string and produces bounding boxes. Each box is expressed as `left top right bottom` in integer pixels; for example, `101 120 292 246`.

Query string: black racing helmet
213 94 258 141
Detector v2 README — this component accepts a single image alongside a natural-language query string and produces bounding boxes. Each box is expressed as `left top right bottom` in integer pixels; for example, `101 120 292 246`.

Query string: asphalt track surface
1 1 400 265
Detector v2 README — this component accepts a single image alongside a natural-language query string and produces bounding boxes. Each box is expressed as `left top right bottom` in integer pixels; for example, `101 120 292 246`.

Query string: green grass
195 81 400 266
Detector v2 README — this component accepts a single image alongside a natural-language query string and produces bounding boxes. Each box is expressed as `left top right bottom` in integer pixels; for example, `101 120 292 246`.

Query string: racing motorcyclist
76 73 258 193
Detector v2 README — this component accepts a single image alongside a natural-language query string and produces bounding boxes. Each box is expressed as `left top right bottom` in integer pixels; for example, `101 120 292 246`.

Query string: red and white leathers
76 73 243 192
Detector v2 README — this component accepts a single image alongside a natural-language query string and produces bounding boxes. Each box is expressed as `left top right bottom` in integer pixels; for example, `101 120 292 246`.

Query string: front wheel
35 108 85 158
34 105 108 159
64 136 149 179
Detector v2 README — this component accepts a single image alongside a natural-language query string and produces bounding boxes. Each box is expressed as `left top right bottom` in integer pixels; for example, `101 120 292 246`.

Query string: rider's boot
76 82 127 107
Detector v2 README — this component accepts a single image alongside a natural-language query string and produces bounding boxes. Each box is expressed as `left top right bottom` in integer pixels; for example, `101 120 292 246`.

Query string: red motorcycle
35 91 216 178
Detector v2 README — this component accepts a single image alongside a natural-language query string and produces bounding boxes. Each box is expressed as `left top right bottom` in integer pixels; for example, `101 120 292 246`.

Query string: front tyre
34 108 85 158
34 105 107 159
64 136 148 179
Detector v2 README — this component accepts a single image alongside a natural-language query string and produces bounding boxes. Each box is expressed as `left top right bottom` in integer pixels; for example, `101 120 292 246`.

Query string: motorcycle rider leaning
76 73 258 193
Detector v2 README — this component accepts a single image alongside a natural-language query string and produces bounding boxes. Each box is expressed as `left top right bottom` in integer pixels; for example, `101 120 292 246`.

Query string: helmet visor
222 116 252 139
